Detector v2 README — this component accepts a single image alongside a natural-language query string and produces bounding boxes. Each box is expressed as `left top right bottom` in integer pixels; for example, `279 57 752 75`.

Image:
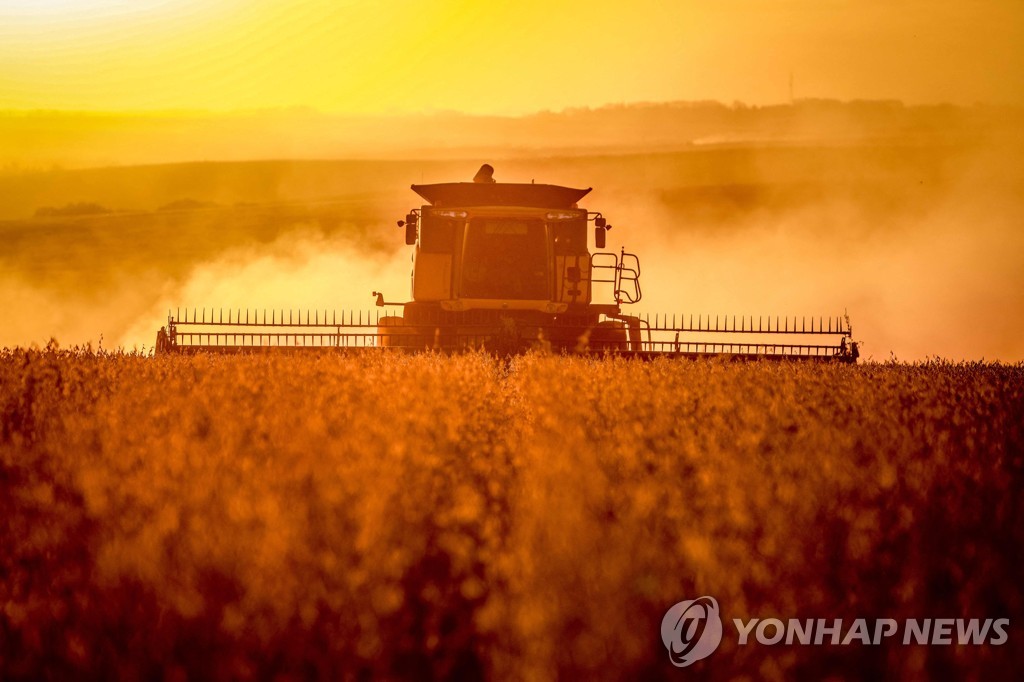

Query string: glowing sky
1 0 1022 113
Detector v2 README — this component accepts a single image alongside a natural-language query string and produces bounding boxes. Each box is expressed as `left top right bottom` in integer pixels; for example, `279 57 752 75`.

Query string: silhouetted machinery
156 165 857 360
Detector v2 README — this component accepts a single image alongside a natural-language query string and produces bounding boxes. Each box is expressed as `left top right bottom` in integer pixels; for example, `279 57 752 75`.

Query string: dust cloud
0 228 410 352
597 144 1024 361
620 202 1024 361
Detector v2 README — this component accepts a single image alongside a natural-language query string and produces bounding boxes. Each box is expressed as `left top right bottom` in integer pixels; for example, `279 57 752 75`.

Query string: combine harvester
155 165 857 361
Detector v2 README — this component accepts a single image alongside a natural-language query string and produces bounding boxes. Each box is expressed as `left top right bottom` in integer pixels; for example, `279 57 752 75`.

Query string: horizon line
0 97 1016 119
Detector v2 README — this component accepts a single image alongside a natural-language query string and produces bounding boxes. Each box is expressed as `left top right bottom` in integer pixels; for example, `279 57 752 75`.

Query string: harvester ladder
590 249 642 305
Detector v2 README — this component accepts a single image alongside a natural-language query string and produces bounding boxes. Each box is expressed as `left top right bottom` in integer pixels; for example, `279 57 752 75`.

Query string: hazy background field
2 100 1022 360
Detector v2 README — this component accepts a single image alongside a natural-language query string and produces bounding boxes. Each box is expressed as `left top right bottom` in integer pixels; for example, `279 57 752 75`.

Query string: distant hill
3 135 1018 221
3 138 1019 292
2 100 1021 171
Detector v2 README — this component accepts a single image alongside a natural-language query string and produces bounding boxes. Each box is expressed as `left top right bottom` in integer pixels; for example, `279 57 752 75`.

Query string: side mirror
399 213 418 245
594 226 606 249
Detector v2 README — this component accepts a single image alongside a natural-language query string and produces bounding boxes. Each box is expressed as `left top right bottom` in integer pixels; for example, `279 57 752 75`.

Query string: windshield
461 218 549 299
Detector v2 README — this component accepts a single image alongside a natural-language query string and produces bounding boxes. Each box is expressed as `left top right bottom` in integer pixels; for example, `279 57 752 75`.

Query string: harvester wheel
378 316 416 348
589 321 629 352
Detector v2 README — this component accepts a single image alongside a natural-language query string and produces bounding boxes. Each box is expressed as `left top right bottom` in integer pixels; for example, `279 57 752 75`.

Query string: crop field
1 348 1021 680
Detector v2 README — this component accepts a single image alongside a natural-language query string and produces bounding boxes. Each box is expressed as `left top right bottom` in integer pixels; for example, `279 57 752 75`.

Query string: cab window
420 215 458 253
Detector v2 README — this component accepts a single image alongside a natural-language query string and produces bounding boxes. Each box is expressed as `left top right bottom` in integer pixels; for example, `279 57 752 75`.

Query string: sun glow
2 0 1023 114
0 0 236 44
0 0 184 17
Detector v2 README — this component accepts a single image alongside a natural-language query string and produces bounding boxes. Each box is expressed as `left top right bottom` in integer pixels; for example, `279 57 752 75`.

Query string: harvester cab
155 165 857 360
375 165 643 352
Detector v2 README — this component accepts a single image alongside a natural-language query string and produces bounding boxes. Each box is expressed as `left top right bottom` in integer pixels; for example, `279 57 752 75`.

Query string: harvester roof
411 182 592 209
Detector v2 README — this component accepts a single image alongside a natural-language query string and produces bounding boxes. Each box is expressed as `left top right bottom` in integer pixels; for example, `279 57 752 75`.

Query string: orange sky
1 0 1022 114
